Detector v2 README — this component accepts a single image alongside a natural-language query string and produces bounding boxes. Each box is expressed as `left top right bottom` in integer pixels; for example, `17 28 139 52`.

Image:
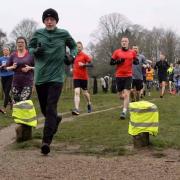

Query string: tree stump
133 132 150 148
15 124 32 142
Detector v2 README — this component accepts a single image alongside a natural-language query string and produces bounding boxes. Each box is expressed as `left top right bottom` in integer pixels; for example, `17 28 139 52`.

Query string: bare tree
99 13 131 53
11 19 38 44
89 13 131 77
0 29 7 55
88 13 180 77
161 30 177 62
174 37 180 62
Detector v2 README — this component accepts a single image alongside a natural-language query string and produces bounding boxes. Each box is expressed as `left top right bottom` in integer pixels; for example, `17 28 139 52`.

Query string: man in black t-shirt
154 52 169 98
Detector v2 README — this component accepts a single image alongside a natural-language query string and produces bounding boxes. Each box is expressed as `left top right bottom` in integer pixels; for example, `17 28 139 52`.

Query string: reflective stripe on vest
129 105 158 113
129 120 159 127
13 116 37 122
13 103 33 109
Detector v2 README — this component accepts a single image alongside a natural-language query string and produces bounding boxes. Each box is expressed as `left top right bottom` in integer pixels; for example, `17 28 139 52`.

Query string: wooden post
15 124 32 142
133 132 150 148
93 77 98 94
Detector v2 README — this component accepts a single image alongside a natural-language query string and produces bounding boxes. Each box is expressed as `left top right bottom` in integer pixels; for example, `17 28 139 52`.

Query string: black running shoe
87 104 92 113
41 143 50 155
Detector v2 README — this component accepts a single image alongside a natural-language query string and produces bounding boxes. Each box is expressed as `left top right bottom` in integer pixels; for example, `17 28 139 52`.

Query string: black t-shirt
154 60 169 77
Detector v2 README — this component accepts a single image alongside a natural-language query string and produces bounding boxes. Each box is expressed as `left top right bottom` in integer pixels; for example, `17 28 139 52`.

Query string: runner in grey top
133 53 147 80
131 46 147 101
173 61 180 94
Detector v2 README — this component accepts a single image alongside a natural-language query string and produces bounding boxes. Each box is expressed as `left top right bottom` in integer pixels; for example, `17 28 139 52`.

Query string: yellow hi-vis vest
12 100 37 127
128 101 159 136
167 66 173 74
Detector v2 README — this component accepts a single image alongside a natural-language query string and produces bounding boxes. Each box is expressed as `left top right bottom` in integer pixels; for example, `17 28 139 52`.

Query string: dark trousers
1 76 13 108
36 82 63 145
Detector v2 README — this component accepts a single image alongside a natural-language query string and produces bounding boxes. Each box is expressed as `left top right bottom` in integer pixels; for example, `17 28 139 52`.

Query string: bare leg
74 88 81 110
161 81 166 97
82 90 91 105
118 89 130 119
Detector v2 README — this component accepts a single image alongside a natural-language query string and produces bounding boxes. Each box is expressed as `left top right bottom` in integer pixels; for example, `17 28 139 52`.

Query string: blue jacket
0 56 14 77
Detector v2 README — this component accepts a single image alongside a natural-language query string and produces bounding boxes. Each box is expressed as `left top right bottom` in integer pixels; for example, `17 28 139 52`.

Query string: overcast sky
0 0 179 46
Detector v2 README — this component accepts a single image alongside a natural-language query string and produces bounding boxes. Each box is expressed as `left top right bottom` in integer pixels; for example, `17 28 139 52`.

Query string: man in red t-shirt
72 41 93 115
110 37 137 119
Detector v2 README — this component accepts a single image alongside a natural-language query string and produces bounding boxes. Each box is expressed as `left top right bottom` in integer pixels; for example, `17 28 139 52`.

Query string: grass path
0 95 175 151
0 97 180 180
0 105 121 151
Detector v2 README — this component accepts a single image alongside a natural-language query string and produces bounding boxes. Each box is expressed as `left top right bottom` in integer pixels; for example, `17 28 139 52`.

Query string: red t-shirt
112 49 136 77
73 51 92 80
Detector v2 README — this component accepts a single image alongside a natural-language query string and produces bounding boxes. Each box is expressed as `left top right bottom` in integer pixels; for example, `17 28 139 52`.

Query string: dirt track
0 108 180 180
0 148 179 180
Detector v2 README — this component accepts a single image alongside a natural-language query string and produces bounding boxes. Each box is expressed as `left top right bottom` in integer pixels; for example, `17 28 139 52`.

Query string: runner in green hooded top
29 8 77 155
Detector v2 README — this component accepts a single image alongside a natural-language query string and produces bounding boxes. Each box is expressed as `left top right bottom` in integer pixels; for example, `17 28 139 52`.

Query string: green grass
0 112 14 129
58 90 120 113
33 91 180 155
150 95 180 148
55 94 180 154
53 109 132 156
2 90 180 156
0 91 119 128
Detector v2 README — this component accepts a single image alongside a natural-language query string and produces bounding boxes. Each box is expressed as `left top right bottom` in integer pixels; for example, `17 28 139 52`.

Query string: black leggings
36 82 63 145
1 76 13 108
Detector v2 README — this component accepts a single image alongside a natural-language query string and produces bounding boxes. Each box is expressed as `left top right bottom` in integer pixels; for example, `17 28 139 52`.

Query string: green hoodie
29 27 77 85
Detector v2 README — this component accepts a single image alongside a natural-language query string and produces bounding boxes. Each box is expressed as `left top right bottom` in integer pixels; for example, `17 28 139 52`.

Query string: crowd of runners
0 8 180 155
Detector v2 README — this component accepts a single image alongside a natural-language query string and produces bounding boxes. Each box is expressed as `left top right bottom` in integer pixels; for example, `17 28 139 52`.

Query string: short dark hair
160 51 166 57
77 41 83 47
121 36 129 39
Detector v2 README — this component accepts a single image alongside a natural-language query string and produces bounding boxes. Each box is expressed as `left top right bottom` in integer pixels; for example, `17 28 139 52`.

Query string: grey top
173 65 180 80
132 54 147 80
